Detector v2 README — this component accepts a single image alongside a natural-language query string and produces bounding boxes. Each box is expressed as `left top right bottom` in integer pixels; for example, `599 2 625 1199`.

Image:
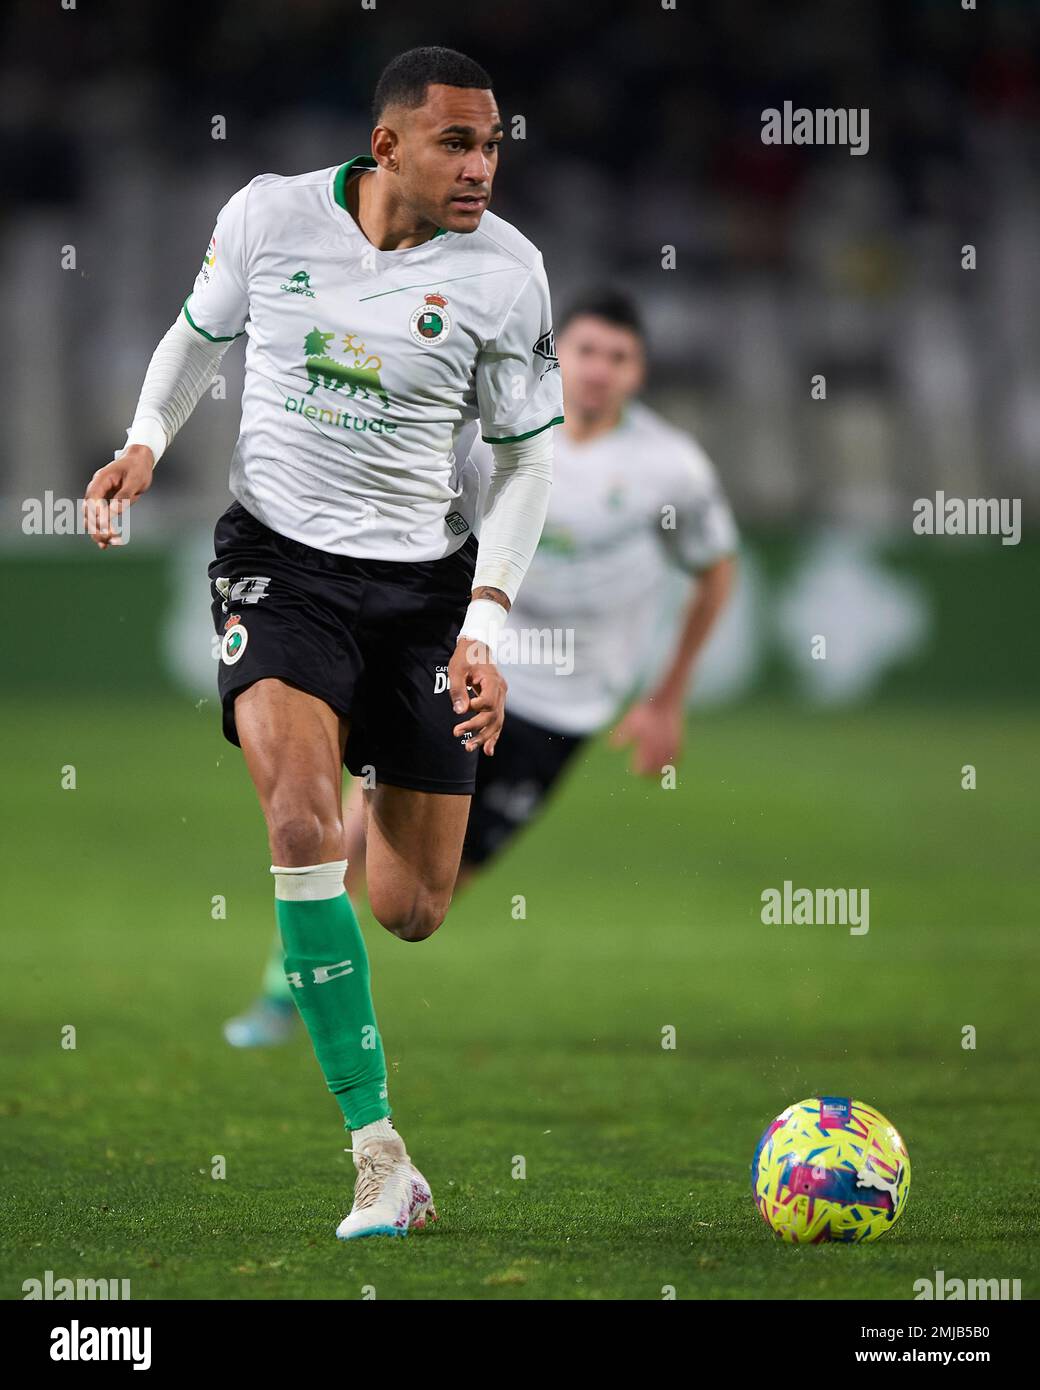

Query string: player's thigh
460 711 586 871
234 678 350 862
363 782 472 940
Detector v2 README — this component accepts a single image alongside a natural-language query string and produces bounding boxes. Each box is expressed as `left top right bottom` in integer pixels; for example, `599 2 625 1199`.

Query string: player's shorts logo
221 622 249 665
433 666 449 694
213 576 272 610
409 293 452 347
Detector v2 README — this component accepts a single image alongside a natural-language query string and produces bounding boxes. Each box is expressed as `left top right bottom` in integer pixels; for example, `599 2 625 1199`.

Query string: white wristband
123 415 167 466
458 598 507 655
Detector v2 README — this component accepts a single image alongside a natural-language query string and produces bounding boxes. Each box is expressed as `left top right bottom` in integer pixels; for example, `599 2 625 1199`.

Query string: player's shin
271 859 390 1129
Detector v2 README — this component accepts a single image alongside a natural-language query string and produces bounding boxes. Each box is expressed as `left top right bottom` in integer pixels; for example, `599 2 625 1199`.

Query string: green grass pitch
1 696 1036 1300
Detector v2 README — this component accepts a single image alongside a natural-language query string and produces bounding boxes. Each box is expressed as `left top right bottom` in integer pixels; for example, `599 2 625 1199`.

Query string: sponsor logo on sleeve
533 327 559 378
200 236 217 284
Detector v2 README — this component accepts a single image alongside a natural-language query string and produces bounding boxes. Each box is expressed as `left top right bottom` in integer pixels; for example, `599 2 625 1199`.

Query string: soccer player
83 47 564 1240
229 289 737 1038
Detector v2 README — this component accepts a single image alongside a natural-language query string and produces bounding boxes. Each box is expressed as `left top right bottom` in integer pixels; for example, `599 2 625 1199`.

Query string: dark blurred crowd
2 0 1037 524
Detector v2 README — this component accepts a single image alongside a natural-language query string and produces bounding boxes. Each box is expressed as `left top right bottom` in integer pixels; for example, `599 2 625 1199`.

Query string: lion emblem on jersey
302 328 390 407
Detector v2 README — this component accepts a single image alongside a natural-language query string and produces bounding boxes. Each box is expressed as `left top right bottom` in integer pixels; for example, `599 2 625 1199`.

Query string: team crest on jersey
409 293 452 347
221 623 249 665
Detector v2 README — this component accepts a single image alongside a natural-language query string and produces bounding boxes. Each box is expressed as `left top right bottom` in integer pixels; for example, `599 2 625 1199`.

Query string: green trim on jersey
482 415 565 445
333 156 447 238
182 296 244 343
333 156 378 209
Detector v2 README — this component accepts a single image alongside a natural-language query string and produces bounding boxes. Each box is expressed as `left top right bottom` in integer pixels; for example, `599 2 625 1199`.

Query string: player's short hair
557 290 646 342
372 47 493 124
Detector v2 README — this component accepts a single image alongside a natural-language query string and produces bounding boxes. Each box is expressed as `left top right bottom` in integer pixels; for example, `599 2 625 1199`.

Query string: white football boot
407 1163 438 1231
335 1131 437 1240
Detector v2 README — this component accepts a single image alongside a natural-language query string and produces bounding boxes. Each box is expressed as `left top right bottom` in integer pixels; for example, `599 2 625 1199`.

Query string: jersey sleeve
658 438 739 575
475 255 565 443
182 183 250 343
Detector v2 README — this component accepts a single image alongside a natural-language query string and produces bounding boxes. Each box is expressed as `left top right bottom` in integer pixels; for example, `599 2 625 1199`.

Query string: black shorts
208 500 479 795
461 709 586 867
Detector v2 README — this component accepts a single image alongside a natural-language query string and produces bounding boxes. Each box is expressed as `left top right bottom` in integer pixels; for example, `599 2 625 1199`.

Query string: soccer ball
751 1096 910 1243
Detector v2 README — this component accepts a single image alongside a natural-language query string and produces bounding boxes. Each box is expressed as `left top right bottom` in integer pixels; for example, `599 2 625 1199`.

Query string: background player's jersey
473 401 738 734
185 157 563 561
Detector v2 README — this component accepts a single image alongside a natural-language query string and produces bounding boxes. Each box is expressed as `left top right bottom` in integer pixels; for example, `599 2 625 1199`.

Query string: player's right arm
85 183 252 548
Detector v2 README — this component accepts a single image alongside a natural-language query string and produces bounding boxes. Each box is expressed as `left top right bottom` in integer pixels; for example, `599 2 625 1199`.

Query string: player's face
557 317 645 422
390 85 503 234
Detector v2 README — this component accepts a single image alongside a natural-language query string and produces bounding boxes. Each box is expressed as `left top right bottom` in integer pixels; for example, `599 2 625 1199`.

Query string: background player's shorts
461 709 586 867
208 500 478 795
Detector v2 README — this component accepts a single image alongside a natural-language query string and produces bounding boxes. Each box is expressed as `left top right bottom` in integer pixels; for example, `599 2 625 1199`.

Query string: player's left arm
611 444 739 776
449 255 563 756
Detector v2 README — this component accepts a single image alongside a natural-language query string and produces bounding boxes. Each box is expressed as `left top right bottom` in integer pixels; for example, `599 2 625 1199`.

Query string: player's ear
371 124 400 171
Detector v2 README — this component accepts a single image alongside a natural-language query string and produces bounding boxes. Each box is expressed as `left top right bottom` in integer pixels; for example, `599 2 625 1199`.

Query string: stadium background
1 0 1037 1301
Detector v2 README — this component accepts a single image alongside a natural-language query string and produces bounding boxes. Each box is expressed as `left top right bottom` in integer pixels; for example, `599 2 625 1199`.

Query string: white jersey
475 401 738 734
185 157 563 560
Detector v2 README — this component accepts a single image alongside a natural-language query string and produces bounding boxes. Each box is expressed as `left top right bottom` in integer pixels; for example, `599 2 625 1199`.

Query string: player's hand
449 636 507 756
83 445 155 549
610 694 684 776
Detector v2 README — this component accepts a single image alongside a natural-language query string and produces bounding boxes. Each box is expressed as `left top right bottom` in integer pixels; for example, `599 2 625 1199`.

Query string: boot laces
345 1145 400 1211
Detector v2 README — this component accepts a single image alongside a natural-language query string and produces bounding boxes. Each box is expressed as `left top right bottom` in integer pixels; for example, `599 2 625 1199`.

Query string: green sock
261 929 293 1004
272 859 390 1130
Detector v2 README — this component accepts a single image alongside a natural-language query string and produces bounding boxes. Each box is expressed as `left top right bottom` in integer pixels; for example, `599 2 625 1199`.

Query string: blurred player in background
229 288 737 1041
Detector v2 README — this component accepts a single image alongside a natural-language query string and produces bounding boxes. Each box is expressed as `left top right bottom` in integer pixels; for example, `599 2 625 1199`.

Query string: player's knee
371 891 448 943
267 806 344 867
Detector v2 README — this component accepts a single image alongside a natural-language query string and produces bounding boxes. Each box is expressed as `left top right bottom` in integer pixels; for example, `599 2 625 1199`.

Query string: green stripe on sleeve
481 415 565 445
182 296 244 343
